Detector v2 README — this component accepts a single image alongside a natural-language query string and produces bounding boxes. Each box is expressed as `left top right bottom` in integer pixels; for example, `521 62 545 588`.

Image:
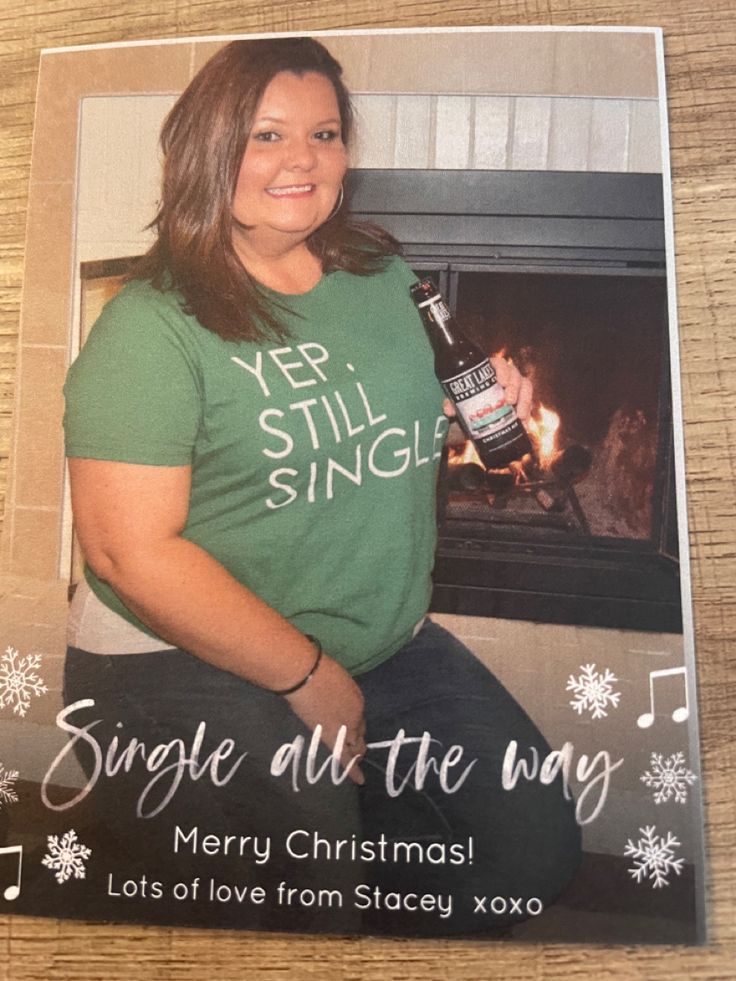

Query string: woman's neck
233 233 324 295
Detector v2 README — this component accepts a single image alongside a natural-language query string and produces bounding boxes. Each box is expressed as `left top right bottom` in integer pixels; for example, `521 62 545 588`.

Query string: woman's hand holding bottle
443 354 533 424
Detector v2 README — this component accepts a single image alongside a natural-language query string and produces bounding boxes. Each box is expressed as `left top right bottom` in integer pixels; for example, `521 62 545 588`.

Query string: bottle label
426 297 451 322
442 359 515 441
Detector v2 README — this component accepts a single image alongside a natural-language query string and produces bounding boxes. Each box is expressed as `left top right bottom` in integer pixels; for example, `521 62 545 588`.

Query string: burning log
482 468 516 510
529 444 591 512
446 463 487 492
550 444 593 484
484 469 517 496
444 397 594 529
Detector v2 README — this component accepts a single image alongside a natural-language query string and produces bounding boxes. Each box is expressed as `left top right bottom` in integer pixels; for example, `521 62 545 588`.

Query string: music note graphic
0 844 22 900
637 666 690 729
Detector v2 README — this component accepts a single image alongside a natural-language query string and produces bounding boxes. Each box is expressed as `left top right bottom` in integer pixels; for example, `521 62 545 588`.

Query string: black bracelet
272 635 323 696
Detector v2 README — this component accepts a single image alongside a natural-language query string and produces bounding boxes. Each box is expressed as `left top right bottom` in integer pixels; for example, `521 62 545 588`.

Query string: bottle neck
417 294 456 346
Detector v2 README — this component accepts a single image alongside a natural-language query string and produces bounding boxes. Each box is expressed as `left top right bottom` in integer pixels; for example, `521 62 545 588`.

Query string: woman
63 37 580 935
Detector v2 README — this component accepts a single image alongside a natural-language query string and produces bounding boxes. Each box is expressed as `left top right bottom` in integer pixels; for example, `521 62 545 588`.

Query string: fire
527 403 561 468
447 401 562 475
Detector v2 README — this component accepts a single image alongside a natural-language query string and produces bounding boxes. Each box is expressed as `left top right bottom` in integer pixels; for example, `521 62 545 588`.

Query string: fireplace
348 169 681 632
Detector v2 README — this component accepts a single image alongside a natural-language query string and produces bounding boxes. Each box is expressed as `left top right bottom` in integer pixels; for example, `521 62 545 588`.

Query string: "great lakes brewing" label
443 359 515 441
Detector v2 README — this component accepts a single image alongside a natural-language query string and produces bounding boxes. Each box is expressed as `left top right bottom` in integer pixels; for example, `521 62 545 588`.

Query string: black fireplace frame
348 169 682 633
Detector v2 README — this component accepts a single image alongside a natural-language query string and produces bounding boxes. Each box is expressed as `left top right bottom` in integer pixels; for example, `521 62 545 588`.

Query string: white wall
75 92 661 264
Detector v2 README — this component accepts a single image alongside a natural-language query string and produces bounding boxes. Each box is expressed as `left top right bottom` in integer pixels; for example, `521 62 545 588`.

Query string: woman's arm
68 457 366 780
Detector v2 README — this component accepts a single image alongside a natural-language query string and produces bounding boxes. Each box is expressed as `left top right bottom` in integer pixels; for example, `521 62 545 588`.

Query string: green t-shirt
63 257 447 675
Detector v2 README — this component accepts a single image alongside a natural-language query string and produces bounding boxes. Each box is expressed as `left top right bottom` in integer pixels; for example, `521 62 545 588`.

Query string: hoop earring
326 183 344 221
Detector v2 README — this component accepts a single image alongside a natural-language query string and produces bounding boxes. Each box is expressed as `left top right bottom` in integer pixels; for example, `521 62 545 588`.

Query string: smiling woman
232 71 348 285
132 38 398 343
60 36 582 935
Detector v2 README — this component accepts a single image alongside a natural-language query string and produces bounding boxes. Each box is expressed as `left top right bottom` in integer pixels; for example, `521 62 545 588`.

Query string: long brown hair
135 38 399 343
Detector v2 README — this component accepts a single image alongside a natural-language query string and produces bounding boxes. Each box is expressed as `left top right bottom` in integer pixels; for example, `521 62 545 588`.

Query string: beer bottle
410 277 532 469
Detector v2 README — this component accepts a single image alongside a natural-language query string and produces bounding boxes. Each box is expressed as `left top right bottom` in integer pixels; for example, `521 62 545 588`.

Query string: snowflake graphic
0 646 48 717
641 751 698 804
41 830 92 884
625 825 684 889
566 663 621 719
0 762 19 808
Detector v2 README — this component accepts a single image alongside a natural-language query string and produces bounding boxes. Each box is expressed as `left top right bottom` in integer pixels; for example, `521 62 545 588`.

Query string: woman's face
232 71 348 249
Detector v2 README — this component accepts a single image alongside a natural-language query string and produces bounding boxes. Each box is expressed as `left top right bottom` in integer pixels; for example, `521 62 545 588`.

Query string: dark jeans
62 621 580 935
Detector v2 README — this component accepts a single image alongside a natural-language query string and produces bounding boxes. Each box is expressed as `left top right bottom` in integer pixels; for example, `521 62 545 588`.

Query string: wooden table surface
1 1 734 977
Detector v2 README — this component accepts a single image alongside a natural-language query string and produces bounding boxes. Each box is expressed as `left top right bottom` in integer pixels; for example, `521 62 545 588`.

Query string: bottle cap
410 278 441 308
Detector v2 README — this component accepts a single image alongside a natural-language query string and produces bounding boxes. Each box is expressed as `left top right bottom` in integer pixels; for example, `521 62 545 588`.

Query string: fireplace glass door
411 263 681 633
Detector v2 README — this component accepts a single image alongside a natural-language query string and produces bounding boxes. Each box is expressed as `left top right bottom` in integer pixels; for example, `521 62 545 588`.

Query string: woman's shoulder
325 256 421 312
376 254 416 280
344 254 418 292
73 278 212 388
88 276 209 352
101 276 187 324
66 277 205 402
370 255 422 301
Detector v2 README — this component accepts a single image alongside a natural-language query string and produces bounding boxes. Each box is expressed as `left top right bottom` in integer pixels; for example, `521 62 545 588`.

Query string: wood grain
1 0 734 977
